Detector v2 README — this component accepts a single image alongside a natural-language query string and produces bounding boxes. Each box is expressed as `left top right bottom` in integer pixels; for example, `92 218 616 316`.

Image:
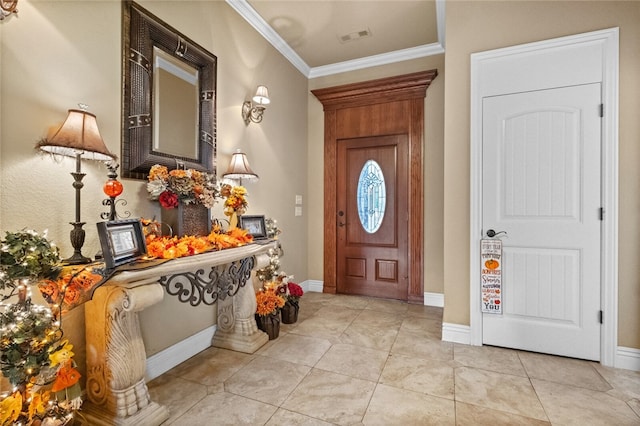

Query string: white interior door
482 83 602 361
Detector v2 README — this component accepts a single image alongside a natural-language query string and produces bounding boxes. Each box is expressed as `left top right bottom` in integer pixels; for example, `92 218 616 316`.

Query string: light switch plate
295 206 303 216
295 195 303 205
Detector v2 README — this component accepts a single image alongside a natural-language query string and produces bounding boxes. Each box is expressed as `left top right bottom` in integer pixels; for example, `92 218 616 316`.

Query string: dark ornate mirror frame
121 1 217 180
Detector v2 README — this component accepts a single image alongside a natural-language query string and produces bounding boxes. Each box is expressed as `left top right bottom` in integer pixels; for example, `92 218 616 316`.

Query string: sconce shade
38 109 116 161
242 85 271 125
252 85 270 105
222 149 259 181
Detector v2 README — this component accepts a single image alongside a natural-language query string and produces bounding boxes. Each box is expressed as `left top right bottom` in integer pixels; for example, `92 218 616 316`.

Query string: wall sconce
222 149 259 186
242 85 270 125
0 0 18 20
37 106 116 264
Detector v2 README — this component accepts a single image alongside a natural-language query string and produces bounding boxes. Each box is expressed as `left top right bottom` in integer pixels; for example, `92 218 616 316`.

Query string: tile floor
148 292 640 425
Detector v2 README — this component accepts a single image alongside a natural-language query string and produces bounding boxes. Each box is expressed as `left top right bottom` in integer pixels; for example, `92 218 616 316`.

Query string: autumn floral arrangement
147 164 219 209
265 273 304 305
0 230 82 425
255 288 286 317
143 222 254 259
285 281 304 304
221 184 248 217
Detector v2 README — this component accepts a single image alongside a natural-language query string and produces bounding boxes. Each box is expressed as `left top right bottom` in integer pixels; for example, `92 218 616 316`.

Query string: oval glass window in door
357 160 386 233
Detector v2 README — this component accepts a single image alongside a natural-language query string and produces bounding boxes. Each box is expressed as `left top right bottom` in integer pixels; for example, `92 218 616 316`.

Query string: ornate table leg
212 253 270 353
83 283 169 426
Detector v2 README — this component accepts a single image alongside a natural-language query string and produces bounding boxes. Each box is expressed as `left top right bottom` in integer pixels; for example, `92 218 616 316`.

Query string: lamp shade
252 86 270 106
222 149 259 181
37 109 116 161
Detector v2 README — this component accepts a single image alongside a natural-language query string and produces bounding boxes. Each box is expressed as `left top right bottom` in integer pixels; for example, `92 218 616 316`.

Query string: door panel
337 135 408 300
482 84 601 360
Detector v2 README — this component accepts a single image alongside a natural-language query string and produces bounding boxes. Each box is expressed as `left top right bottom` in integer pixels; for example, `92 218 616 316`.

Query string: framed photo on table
239 215 267 239
97 219 147 269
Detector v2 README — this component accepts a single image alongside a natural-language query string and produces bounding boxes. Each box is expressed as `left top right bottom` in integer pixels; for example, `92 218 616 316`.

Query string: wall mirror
121 1 217 180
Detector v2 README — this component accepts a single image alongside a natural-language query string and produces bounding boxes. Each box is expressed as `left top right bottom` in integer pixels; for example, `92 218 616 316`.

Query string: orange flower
256 289 285 316
146 240 167 258
168 169 188 178
142 225 254 260
148 164 169 181
228 228 253 244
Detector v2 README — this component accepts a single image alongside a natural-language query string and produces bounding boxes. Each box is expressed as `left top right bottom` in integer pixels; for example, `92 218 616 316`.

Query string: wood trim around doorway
312 70 438 304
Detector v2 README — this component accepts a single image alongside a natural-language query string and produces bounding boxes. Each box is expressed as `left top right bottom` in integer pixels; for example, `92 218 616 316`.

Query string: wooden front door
312 70 438 303
337 135 409 300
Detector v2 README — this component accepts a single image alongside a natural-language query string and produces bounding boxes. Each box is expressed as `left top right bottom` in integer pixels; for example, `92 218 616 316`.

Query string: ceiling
226 0 445 78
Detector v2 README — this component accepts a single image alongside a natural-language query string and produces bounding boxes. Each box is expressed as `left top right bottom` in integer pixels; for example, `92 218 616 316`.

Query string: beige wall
307 55 446 296
1 1 638 394
443 1 640 349
0 0 308 380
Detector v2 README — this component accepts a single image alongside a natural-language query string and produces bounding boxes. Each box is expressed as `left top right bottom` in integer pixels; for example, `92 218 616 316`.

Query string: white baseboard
441 322 640 372
303 279 324 293
424 292 444 307
145 325 217 381
442 322 472 345
615 346 640 372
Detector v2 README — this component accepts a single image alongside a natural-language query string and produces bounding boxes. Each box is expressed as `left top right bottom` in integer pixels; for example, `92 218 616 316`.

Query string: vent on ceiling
338 28 372 43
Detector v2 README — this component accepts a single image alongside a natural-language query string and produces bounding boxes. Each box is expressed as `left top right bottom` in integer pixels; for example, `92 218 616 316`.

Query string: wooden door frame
469 29 618 366
312 70 438 304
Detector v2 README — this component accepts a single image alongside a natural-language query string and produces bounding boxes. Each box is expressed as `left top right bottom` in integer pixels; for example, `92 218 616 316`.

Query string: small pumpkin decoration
485 259 500 270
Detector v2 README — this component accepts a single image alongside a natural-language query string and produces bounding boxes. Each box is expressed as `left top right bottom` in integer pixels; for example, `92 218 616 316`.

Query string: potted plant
255 288 285 340
281 281 304 324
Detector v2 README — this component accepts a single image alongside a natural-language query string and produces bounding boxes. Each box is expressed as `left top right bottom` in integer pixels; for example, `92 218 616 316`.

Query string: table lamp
37 106 116 264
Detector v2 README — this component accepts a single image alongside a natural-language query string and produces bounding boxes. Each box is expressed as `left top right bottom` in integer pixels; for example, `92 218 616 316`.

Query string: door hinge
599 103 604 117
599 310 604 324
599 207 605 221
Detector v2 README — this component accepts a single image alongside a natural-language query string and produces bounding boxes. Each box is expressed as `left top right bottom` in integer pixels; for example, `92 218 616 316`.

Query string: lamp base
63 252 92 265
64 221 92 265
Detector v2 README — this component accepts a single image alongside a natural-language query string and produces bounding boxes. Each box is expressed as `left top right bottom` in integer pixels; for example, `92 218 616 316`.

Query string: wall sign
481 239 502 314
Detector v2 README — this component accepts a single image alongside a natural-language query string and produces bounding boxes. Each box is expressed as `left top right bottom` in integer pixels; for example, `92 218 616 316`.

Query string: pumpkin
485 259 500 270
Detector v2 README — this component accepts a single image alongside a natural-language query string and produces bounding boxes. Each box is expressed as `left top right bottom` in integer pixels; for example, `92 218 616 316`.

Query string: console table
82 241 276 425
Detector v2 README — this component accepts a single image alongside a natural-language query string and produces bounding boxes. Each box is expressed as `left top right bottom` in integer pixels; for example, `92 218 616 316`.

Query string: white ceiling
226 0 445 78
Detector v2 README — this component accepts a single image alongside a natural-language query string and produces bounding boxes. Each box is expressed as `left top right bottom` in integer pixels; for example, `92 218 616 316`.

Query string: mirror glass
121 1 217 179
153 48 199 159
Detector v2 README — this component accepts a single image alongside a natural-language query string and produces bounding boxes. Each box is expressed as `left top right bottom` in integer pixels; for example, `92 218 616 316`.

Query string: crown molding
226 0 446 78
308 43 444 78
225 0 311 76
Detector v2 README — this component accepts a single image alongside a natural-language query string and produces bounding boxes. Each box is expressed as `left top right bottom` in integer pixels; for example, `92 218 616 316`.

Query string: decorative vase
255 313 280 340
161 203 211 237
281 300 299 324
228 212 238 230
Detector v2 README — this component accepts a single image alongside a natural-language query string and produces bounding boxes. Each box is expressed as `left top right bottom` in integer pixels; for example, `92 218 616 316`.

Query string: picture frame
97 218 148 269
239 215 267 239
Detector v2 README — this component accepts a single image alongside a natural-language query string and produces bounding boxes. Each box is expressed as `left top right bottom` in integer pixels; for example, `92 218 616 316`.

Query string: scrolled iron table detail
158 256 255 306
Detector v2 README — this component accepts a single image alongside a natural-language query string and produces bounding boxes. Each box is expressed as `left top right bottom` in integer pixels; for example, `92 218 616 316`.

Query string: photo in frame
239 215 267 239
97 218 148 269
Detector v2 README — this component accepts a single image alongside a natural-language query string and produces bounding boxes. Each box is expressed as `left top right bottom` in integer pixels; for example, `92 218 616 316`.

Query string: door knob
486 229 507 238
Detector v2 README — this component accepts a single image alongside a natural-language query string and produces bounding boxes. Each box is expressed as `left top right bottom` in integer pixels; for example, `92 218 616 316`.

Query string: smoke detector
338 28 372 43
